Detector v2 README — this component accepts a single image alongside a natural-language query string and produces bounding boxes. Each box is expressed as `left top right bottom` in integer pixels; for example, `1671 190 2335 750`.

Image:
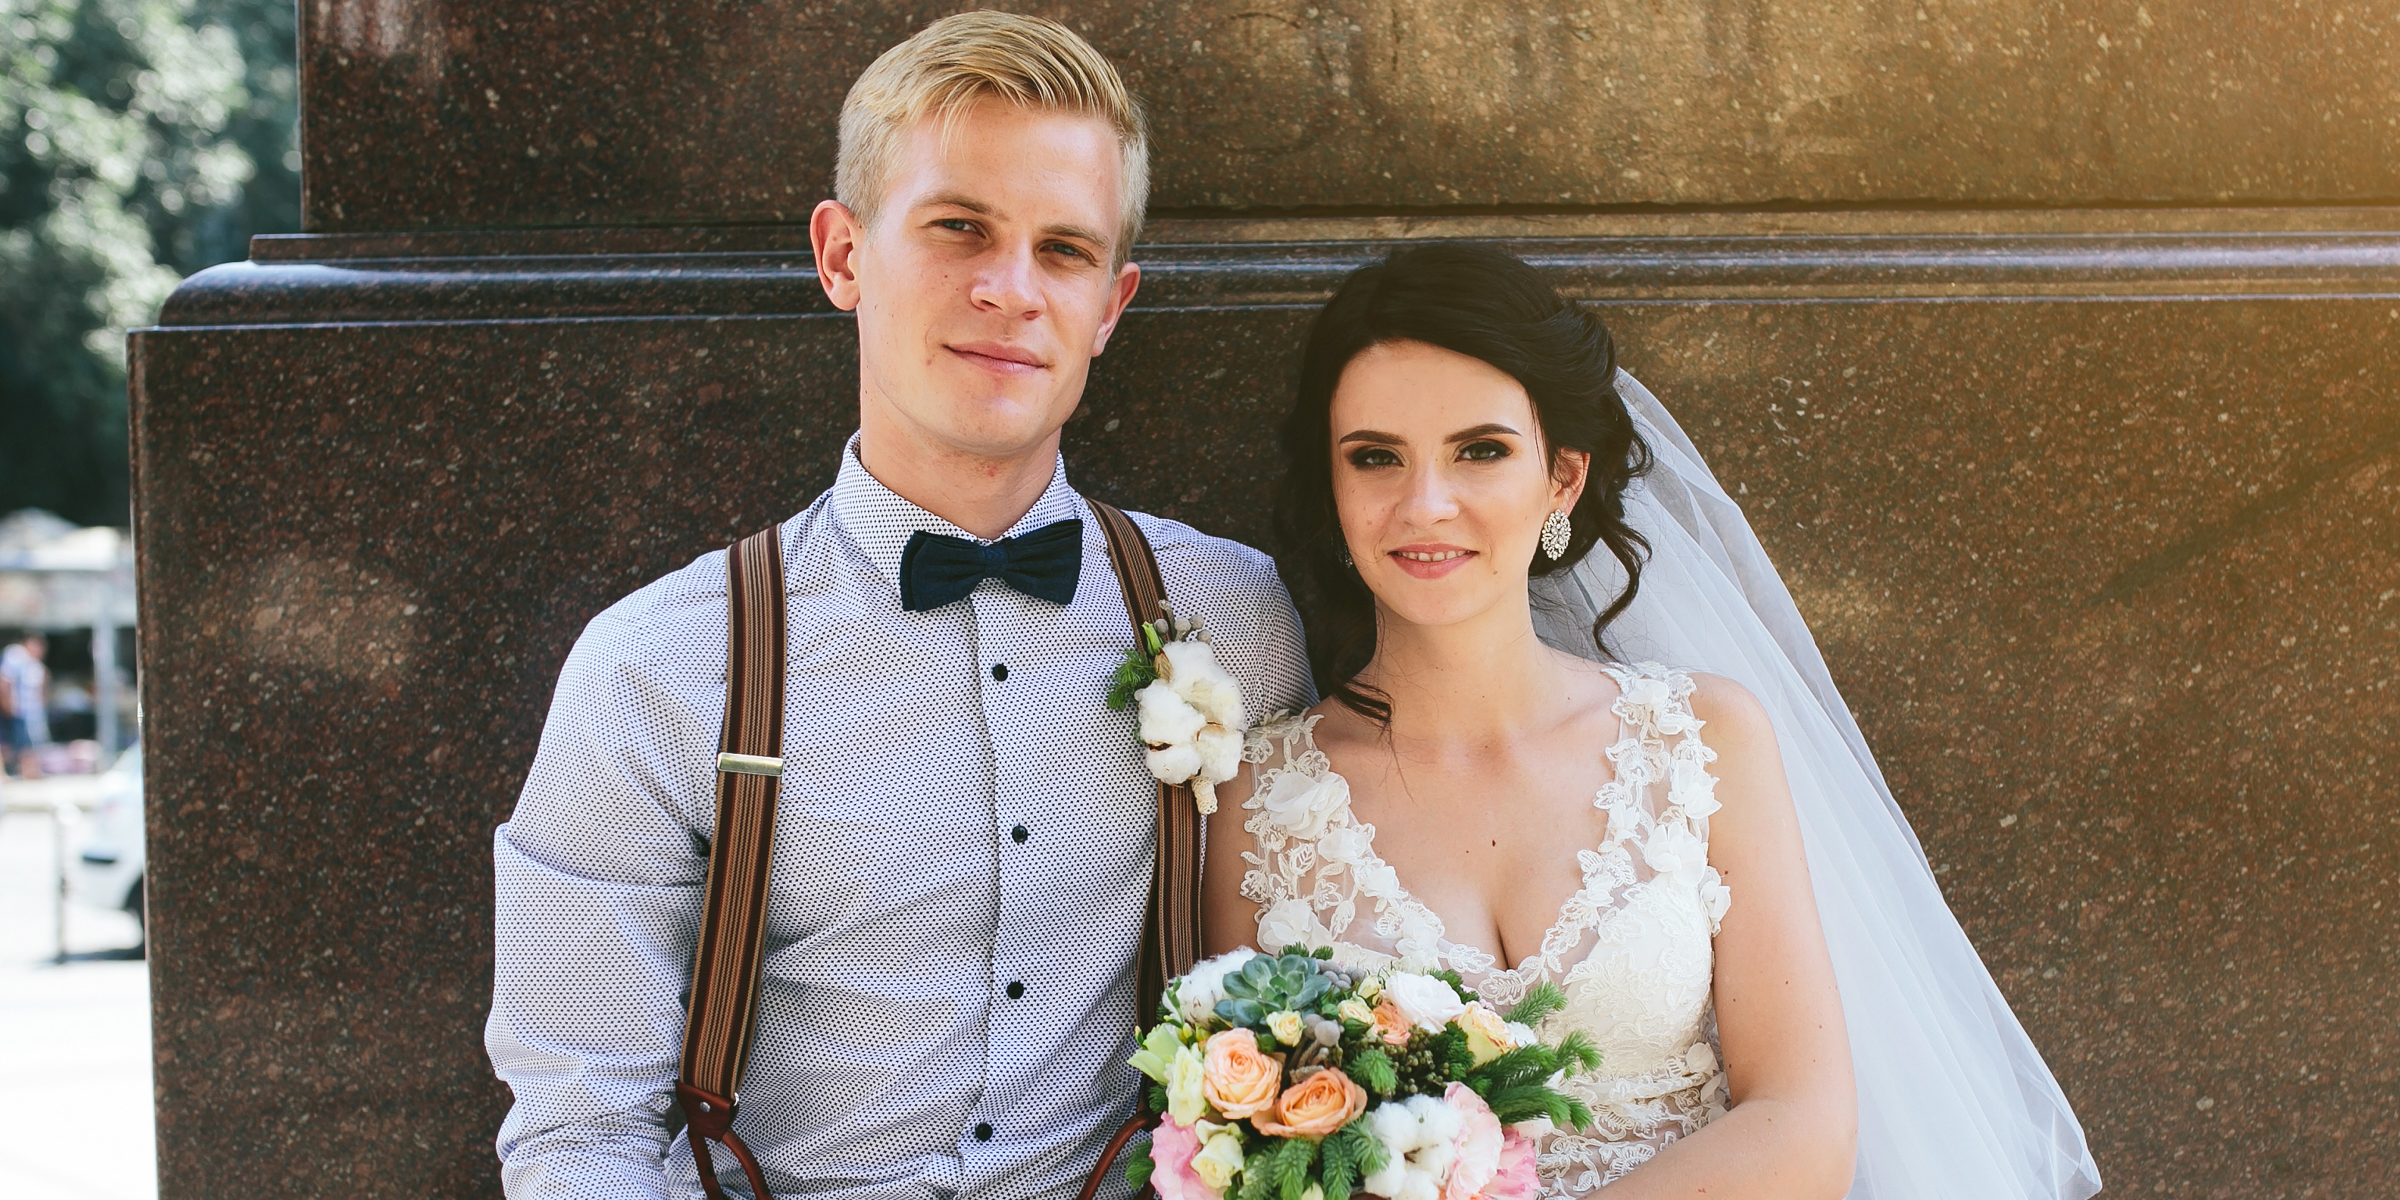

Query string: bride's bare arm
1602 673 1858 1199
1201 763 1262 956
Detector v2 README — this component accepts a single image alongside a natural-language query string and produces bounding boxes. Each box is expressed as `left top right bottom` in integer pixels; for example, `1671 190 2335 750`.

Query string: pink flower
1440 1083 1505 1200
1480 1128 1541 1200
1149 1117 1220 1200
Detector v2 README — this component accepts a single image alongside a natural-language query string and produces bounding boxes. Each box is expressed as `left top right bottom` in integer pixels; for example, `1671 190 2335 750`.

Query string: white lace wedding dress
1238 662 1733 1196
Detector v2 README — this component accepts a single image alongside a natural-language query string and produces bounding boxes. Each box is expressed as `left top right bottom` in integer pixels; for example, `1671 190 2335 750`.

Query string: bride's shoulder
1604 662 1777 753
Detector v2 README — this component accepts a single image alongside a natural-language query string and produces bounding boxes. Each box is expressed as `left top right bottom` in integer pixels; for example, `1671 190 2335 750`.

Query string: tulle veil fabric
1529 371 2102 1199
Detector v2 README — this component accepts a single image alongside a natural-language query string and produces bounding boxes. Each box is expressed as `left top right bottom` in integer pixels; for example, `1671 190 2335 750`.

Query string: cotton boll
1136 681 1207 746
1360 1158 1410 1198
1147 742 1203 785
1161 641 1246 727
1371 1102 1426 1153
1182 672 1247 730
1413 1096 1464 1146
1393 1170 1441 1200
1194 723 1242 783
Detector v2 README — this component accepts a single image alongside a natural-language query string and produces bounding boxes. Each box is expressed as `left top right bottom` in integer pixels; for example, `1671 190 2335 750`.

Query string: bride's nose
1393 460 1463 529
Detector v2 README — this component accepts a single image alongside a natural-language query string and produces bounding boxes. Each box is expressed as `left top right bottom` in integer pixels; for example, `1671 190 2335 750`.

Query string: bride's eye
1458 439 1510 462
1347 446 1402 469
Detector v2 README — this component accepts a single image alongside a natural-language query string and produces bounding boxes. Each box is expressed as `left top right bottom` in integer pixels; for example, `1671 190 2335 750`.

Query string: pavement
0 776 156 1200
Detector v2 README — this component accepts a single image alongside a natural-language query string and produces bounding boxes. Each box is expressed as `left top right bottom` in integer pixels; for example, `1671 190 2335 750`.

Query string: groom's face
816 99 1142 464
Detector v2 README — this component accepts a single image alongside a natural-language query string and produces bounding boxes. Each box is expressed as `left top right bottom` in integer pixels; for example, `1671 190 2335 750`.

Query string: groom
485 13 1311 1200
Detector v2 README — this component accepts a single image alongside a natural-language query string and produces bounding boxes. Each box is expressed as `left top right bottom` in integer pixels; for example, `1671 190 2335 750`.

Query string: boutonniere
1106 602 1247 814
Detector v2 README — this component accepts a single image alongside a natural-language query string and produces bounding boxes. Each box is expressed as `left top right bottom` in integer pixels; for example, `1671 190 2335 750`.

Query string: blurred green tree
1 0 297 528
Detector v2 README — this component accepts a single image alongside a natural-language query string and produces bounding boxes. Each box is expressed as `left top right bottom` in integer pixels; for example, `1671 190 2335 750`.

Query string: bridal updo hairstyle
1274 244 1652 723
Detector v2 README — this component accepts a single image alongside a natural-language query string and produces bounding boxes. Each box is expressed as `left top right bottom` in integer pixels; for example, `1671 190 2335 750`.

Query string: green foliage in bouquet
1313 1119 1391 1200
1214 953 1336 1030
1344 1046 1398 1097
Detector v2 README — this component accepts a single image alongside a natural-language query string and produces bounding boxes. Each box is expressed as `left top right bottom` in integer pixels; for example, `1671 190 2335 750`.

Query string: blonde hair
836 12 1150 264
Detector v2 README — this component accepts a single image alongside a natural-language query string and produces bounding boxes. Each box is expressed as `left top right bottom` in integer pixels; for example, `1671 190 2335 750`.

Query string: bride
1200 245 2100 1199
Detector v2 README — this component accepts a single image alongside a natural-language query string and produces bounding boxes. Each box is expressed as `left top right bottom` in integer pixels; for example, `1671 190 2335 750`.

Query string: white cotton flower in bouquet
1174 947 1258 1024
1132 619 1249 813
1361 1094 1468 1200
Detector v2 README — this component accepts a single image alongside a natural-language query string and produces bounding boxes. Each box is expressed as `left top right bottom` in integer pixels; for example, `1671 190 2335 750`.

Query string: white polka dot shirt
486 436 1314 1200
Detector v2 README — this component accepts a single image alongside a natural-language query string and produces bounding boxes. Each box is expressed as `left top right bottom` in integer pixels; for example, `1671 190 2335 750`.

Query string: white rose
1505 1022 1540 1050
1175 947 1258 1024
1381 972 1467 1033
1136 681 1206 746
1258 897 1327 954
1258 768 1350 840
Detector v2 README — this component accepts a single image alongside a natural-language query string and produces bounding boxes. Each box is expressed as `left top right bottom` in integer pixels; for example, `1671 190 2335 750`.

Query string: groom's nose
969 241 1044 320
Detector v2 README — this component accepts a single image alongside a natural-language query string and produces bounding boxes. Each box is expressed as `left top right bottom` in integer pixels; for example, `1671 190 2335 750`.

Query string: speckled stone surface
132 231 2400 1194
134 2 2400 1196
300 1 2400 231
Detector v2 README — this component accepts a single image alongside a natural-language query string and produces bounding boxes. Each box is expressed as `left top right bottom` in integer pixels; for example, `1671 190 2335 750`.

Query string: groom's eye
1045 241 1093 263
1458 439 1510 462
1347 446 1402 468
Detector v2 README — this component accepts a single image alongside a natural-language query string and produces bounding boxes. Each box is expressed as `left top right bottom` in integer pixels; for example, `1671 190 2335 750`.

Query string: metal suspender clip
716 752 783 777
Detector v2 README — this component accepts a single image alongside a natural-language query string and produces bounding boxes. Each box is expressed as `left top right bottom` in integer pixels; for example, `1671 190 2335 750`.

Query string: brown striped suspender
676 505 1205 1200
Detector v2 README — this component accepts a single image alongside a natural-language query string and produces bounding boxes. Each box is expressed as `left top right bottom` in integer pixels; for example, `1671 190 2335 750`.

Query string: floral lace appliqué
1239 663 1732 1196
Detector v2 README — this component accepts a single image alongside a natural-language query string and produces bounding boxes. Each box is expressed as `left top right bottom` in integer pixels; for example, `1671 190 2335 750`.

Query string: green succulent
1215 953 1335 1030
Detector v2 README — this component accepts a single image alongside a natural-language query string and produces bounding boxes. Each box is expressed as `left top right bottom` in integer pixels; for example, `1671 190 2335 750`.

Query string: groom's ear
811 199 866 312
1087 259 1143 357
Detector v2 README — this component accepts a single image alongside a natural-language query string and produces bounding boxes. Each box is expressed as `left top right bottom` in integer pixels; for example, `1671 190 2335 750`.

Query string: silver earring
1541 510 1572 560
1338 541 1354 568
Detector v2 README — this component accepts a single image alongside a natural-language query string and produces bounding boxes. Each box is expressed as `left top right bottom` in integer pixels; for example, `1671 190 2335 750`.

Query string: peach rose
1254 1067 1369 1139
1370 998 1414 1047
1201 1028 1282 1118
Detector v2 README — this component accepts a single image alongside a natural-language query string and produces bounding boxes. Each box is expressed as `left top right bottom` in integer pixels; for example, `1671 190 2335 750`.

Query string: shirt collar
829 431 1087 587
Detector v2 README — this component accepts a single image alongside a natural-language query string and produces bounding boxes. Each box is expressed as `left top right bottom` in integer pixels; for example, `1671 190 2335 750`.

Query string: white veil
1530 371 2103 1200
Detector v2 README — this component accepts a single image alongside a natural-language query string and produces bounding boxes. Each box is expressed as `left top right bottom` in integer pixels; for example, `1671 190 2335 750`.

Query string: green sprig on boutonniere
1106 619 1166 712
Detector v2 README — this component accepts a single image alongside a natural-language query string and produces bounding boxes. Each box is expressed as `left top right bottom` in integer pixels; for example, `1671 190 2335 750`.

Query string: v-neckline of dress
1306 665 1634 990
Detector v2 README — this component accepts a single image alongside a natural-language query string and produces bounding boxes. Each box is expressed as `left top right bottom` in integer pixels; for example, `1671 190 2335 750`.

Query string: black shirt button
1006 980 1025 999
1011 825 1029 843
990 663 1008 681
974 1122 994 1142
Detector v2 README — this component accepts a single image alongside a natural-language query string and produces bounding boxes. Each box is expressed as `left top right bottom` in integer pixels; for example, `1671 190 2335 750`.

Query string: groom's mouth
946 341 1048 377
1389 544 1475 579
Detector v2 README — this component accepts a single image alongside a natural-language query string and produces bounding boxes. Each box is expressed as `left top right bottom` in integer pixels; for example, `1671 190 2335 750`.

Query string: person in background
1 632 49 778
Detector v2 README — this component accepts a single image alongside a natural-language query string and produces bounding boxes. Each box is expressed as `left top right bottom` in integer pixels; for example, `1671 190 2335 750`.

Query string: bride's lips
946 341 1048 377
1387 543 1476 580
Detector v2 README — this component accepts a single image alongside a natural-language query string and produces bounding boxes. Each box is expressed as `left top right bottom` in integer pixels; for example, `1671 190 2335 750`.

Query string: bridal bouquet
1127 949 1598 1200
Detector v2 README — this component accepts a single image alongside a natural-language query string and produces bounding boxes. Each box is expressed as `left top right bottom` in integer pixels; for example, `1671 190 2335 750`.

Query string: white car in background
69 745 145 937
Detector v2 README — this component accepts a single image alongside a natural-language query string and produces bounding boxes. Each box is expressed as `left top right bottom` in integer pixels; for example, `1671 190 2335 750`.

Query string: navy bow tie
899 518 1084 612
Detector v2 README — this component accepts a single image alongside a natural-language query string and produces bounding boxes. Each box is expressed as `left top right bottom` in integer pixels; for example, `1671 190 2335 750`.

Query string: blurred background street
1 774 153 1200
3 3 297 1191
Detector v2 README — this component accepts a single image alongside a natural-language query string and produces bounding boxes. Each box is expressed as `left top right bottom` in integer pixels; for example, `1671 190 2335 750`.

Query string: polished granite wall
131 3 2399 1198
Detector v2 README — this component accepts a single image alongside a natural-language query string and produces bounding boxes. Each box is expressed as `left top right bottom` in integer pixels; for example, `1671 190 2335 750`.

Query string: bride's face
1328 339 1588 632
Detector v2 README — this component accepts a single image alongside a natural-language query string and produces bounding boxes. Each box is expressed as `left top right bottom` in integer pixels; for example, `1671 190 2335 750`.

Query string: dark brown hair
1273 244 1652 724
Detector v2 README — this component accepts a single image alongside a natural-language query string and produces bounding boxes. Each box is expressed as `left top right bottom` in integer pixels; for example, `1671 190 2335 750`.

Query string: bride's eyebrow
1445 422 1520 443
1336 429 1404 446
